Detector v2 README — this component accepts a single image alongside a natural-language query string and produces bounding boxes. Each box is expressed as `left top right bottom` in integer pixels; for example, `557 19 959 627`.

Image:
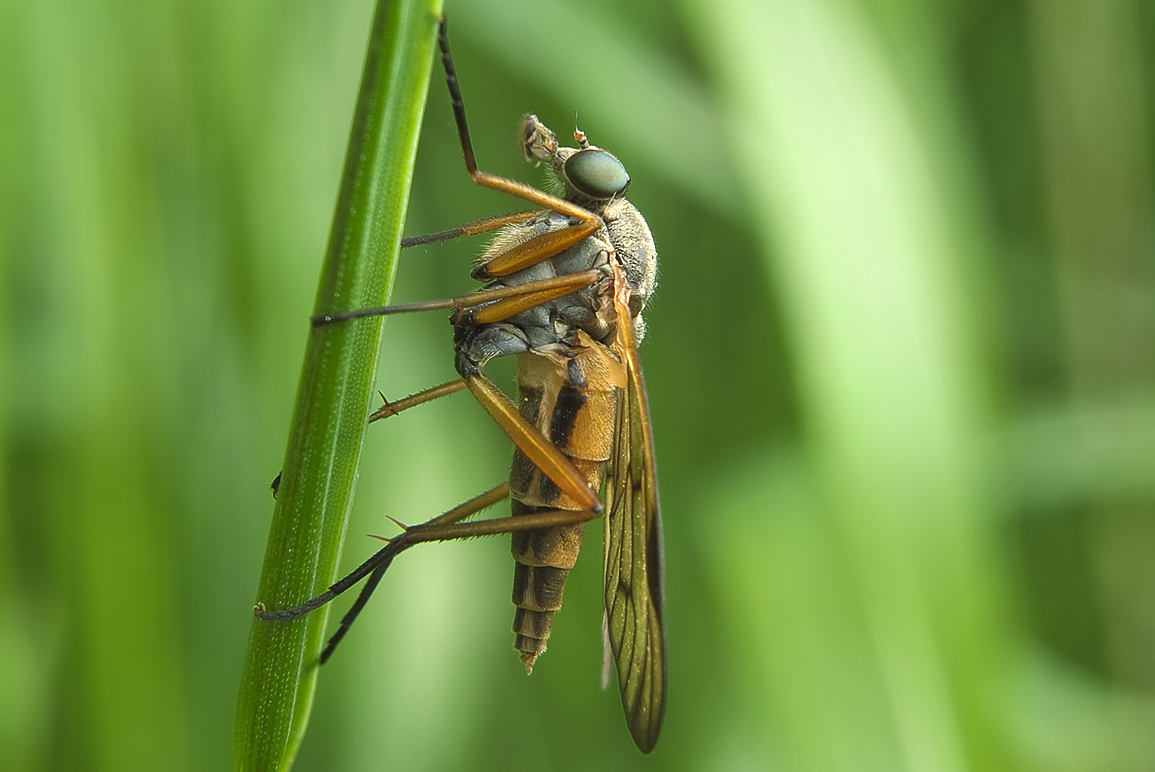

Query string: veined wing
602 263 667 753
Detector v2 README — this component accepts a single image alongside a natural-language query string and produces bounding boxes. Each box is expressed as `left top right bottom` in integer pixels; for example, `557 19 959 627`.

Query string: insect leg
313 269 600 325
271 381 470 499
397 506 601 544
257 484 511 621
256 480 601 664
361 259 600 424
436 19 602 280
316 559 390 663
324 504 600 663
401 210 544 248
462 372 602 514
361 262 595 435
460 272 603 326
368 379 467 424
314 480 518 662
471 221 601 280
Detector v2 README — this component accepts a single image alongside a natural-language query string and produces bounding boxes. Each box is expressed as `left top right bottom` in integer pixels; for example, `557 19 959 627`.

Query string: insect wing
602 266 667 753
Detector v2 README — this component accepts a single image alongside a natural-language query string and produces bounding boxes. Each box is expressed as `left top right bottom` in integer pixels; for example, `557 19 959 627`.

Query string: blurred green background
3 0 1155 770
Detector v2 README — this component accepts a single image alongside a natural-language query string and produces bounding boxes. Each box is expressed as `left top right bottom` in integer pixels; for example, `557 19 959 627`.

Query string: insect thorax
453 197 657 378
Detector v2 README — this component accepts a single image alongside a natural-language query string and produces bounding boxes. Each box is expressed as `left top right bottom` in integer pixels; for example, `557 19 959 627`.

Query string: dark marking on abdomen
517 385 544 423
538 473 561 505
566 357 587 388
549 385 587 450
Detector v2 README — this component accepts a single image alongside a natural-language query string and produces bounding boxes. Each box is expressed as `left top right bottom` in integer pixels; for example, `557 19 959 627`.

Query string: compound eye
563 149 629 199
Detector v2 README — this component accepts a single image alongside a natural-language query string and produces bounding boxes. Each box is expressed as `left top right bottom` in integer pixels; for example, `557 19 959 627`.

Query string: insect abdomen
509 345 620 672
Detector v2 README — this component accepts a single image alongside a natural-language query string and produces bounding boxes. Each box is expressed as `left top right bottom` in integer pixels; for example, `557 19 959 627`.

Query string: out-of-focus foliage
1 0 1153 770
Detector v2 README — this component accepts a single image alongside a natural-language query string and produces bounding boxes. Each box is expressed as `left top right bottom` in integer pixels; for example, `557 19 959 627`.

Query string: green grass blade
234 1 444 769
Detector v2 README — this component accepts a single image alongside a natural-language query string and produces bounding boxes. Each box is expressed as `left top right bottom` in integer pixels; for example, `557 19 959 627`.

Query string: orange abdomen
509 343 621 671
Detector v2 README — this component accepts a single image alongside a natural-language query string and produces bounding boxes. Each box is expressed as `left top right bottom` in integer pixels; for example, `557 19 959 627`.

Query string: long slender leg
317 561 390 663
313 269 601 325
255 481 603 664
337 331 599 516
369 379 467 424
462 270 603 326
256 484 512 622
401 210 543 248
463 371 602 514
317 503 602 663
436 20 602 280
398 506 600 543
320 268 608 511
473 221 600 280
315 504 600 664
316 268 607 510
273 381 469 499
317 19 608 322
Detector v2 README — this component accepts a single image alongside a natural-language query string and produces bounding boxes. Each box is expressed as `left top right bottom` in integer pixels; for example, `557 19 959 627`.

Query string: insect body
456 115 658 674
257 19 666 753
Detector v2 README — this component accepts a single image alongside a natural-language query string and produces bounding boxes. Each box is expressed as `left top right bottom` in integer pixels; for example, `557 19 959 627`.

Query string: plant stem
234 1 443 769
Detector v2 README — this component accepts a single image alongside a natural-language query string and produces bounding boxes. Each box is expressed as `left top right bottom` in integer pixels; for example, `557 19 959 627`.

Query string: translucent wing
602 264 667 753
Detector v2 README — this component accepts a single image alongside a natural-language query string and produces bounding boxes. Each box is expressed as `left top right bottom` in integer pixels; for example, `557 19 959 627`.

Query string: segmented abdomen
509 342 621 672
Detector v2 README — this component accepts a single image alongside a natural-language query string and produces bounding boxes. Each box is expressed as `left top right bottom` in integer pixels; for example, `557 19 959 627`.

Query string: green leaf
234 1 444 769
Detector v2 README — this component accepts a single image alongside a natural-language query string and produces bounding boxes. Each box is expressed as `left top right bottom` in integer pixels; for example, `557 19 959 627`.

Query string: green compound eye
564 149 630 199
